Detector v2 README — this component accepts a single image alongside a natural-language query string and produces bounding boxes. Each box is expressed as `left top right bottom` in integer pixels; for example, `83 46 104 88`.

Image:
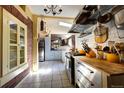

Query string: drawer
76 78 97 88
76 69 100 88
76 61 101 87
76 78 86 88
76 61 95 75
77 71 94 87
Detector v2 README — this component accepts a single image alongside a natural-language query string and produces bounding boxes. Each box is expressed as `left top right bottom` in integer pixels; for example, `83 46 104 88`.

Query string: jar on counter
97 50 104 59
103 52 107 60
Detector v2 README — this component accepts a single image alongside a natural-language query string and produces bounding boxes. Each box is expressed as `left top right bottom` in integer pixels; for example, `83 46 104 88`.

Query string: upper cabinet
2 9 27 76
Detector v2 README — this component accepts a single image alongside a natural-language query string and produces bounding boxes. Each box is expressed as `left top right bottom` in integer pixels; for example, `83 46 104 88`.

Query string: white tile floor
16 61 74 88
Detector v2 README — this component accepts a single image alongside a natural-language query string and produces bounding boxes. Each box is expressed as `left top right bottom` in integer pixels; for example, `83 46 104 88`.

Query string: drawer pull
91 83 94 86
77 62 94 74
90 71 94 73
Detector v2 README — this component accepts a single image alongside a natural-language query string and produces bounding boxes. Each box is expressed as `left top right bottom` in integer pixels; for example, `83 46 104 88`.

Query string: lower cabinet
75 60 101 88
75 59 124 88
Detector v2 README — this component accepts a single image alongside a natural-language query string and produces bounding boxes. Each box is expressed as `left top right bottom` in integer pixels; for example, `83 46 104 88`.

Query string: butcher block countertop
73 56 124 76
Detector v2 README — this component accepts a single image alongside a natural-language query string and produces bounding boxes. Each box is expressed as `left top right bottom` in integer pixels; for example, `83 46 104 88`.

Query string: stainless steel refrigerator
38 39 45 62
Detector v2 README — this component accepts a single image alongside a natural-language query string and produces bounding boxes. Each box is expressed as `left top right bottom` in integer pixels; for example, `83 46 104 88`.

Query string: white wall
75 20 124 51
61 19 124 63
45 36 62 61
44 18 73 34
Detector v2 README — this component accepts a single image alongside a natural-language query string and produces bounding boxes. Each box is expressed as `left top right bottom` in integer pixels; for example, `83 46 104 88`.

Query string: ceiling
44 18 73 34
28 5 82 18
28 5 83 35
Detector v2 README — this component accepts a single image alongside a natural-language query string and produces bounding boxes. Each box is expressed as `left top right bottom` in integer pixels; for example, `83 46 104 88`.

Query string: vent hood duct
78 25 96 38
68 24 92 33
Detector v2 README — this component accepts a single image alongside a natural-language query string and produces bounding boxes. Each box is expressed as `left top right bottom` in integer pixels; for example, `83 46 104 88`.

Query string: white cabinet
2 9 27 76
75 60 102 88
75 59 124 88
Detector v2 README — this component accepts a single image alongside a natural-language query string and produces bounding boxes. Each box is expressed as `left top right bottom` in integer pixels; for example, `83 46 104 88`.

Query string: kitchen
0 5 124 88
63 5 124 88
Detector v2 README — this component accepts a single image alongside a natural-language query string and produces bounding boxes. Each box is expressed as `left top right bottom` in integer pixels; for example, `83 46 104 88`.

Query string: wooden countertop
73 56 124 76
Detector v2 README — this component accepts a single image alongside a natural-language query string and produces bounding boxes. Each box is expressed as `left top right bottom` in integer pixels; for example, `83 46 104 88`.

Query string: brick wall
1 5 33 87
1 68 29 88
27 18 33 69
1 5 28 25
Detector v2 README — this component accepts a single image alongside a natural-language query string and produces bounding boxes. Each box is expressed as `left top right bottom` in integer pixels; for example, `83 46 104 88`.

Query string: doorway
38 39 45 62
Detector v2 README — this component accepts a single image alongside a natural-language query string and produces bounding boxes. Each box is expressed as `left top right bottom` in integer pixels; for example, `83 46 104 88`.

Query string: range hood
74 5 97 25
68 24 93 33
68 5 114 33
78 25 96 38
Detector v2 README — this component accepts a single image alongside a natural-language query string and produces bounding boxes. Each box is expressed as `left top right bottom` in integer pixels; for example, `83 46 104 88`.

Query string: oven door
65 56 71 82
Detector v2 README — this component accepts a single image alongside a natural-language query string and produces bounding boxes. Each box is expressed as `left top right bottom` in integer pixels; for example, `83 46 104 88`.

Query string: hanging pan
98 13 113 23
94 24 108 43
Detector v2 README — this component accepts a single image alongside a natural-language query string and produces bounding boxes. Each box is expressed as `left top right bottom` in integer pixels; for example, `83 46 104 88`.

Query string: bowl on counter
106 53 120 63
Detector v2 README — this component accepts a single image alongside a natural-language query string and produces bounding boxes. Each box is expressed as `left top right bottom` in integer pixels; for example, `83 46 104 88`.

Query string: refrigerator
38 39 45 62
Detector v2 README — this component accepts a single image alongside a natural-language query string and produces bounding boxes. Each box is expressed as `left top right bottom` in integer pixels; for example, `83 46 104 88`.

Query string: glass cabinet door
20 27 25 64
10 21 17 44
10 46 17 69
9 20 18 69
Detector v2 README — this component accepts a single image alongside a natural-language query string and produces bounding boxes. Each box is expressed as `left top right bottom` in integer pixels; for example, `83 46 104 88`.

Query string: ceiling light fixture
44 5 62 16
59 22 72 28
